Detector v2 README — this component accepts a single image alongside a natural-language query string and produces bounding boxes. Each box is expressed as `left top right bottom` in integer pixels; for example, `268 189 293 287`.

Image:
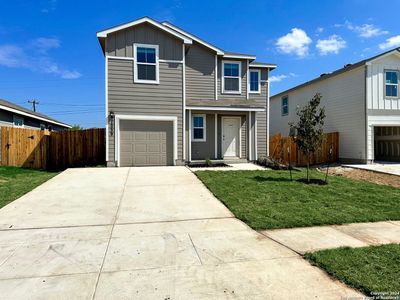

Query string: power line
28 99 39 112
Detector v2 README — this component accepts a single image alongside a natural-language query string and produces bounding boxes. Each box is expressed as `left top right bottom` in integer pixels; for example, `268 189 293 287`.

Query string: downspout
364 64 369 164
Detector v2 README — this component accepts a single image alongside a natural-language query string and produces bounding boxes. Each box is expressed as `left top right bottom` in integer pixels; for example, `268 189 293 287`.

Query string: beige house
270 48 400 163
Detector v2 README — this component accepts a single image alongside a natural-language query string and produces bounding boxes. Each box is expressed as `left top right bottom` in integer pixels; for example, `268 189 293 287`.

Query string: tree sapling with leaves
289 93 326 183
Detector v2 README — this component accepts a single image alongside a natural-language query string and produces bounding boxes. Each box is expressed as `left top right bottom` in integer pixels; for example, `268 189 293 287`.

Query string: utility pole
28 99 39 112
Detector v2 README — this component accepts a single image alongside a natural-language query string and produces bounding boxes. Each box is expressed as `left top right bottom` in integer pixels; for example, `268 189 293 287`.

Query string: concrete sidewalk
0 167 362 299
343 162 400 176
261 221 400 254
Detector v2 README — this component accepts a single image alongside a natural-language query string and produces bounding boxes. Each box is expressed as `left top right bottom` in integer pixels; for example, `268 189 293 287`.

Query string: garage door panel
134 132 147 141
133 143 147 153
147 143 162 153
120 131 133 140
120 143 134 152
119 120 173 167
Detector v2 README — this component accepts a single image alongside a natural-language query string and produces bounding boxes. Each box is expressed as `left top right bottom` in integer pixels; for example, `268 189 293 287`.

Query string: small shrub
205 157 213 167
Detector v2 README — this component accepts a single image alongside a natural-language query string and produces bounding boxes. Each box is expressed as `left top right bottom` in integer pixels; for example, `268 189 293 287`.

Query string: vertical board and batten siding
106 23 183 61
107 58 183 162
217 59 247 100
366 53 400 161
249 69 268 158
185 42 216 101
270 66 366 162
105 22 184 164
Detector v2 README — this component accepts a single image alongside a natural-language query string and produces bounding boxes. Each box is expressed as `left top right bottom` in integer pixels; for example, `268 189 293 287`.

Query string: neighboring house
0 98 71 131
97 16 276 167
270 48 400 163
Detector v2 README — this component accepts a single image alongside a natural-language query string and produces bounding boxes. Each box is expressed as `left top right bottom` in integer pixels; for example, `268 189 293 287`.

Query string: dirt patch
188 163 231 168
319 166 400 188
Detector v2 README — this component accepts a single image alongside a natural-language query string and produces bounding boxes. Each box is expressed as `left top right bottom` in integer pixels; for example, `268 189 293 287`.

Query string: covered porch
185 106 264 163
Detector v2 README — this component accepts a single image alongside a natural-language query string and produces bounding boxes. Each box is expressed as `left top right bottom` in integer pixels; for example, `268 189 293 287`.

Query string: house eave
96 17 193 44
186 106 265 112
0 104 71 128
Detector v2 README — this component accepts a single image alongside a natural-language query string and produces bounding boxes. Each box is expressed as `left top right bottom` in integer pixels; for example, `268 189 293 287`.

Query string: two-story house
270 48 400 163
97 17 276 167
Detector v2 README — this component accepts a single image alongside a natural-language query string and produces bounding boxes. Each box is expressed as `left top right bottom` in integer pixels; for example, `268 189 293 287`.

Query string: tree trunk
307 151 310 182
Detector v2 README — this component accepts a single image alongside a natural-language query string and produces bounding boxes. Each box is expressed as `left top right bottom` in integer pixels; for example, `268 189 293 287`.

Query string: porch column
188 110 192 162
214 113 218 159
248 111 252 160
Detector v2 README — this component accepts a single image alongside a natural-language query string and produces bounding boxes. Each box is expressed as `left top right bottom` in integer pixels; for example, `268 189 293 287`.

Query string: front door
222 117 240 157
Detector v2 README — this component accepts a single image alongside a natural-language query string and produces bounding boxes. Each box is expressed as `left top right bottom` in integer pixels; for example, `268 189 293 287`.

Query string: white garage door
119 120 173 167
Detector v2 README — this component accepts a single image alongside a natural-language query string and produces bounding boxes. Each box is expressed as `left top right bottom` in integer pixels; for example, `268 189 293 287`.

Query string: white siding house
270 48 400 163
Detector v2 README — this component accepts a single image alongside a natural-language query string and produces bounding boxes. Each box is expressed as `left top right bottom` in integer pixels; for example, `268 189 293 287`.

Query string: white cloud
33 37 60 53
269 73 297 83
316 27 324 33
356 24 388 38
316 35 346 55
0 39 81 79
337 21 388 38
269 74 287 83
379 35 400 50
276 28 312 57
0 45 28 68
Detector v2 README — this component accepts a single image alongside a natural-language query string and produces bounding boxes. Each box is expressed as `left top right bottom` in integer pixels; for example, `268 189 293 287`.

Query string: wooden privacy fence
0 127 105 170
269 132 339 166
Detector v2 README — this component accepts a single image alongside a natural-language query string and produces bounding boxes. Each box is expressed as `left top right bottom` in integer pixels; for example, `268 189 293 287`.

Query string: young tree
289 93 326 182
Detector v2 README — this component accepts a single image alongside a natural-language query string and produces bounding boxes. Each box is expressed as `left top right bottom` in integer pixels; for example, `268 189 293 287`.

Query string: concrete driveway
0 167 361 299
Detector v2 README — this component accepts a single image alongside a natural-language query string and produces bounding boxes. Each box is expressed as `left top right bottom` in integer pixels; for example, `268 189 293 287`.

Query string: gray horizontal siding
249 69 268 158
107 58 183 163
106 23 183 61
186 42 215 101
191 114 216 160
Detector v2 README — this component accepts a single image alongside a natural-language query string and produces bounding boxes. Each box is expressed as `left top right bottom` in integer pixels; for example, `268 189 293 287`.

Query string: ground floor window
192 114 206 142
13 115 24 127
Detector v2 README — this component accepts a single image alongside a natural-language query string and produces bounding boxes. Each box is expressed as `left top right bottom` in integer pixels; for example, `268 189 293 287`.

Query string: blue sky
0 0 399 128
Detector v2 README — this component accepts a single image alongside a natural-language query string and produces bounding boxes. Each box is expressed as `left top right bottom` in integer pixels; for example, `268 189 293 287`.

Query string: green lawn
305 244 400 296
195 169 400 229
0 166 58 209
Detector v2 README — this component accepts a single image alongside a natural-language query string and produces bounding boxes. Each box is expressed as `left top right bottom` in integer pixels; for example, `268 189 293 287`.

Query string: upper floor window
192 114 206 142
13 115 24 127
281 96 289 116
385 70 398 98
134 43 159 84
249 70 260 93
222 61 241 94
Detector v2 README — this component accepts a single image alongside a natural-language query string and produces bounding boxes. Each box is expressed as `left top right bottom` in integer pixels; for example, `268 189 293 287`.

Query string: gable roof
97 16 277 69
97 17 192 53
162 21 224 55
272 48 400 99
0 98 71 128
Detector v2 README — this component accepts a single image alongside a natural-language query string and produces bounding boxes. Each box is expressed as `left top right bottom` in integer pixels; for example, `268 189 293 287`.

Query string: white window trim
192 114 206 142
281 96 289 116
133 43 160 84
249 69 261 94
384 70 399 98
222 60 241 95
13 115 24 128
